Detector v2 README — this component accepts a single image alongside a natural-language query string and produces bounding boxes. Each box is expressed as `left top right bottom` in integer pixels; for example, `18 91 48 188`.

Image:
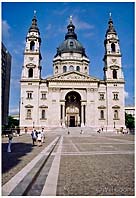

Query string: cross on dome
70 15 72 23
34 10 37 18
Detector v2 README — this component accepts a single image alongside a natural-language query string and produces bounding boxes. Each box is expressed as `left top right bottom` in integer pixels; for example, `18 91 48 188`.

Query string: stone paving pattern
2 134 57 185
2 131 134 196
57 135 134 196
57 155 134 196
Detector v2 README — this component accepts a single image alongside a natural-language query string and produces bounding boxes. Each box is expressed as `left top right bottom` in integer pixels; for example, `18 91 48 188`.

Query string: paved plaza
2 128 134 196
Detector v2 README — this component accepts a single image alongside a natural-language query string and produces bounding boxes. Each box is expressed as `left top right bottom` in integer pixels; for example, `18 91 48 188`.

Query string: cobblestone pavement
56 134 134 196
2 131 134 196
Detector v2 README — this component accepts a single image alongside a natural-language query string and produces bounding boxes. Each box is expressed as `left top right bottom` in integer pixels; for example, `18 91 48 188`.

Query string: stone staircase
46 127 97 136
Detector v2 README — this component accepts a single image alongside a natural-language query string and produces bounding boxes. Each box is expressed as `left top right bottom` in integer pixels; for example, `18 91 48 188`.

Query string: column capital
60 100 66 105
81 100 87 106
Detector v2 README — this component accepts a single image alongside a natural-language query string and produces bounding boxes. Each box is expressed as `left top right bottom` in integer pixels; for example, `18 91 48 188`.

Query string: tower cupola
21 11 42 80
103 14 124 81
106 13 117 35
28 14 40 34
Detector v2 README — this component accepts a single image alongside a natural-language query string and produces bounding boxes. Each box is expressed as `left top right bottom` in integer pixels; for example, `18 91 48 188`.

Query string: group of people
97 127 104 133
31 128 45 146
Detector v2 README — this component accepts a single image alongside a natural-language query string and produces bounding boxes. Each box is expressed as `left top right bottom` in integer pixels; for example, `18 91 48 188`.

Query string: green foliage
7 116 19 129
125 113 135 129
2 116 19 135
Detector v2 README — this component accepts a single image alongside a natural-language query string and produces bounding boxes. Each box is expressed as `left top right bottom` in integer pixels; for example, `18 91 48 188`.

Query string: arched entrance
65 91 81 127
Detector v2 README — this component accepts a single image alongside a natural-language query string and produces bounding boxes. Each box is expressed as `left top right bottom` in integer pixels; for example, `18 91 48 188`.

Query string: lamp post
33 121 35 129
114 121 115 129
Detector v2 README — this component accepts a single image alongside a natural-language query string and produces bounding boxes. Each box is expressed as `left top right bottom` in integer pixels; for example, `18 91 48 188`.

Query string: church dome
55 17 87 57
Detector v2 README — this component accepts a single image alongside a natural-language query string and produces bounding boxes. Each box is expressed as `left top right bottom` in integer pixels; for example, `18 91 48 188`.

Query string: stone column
84 105 86 126
62 104 65 127
81 104 84 127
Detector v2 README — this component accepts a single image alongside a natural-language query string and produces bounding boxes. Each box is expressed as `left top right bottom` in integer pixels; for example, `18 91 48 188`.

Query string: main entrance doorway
70 116 75 127
65 91 81 127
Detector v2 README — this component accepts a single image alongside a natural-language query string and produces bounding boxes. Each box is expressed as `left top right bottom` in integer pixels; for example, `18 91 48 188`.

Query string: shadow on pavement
2 142 34 173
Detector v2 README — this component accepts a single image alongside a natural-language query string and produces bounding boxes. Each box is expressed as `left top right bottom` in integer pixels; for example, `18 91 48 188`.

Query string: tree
125 113 135 130
7 116 19 129
2 116 19 135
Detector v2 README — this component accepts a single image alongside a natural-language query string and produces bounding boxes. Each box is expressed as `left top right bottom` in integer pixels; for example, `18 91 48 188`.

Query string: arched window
100 110 104 119
113 69 117 79
28 68 33 78
30 41 35 51
85 66 87 73
76 66 80 72
41 110 45 119
111 43 116 52
69 65 74 71
63 66 67 73
70 41 74 46
114 110 118 119
55 66 58 74
27 109 31 119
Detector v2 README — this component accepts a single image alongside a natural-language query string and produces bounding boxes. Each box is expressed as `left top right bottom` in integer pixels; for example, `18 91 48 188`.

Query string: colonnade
61 101 86 127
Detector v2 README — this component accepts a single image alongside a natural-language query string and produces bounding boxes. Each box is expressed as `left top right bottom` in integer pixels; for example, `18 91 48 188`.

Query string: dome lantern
55 16 87 57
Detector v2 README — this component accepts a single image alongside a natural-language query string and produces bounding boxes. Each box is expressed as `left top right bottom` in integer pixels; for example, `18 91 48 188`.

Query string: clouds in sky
2 20 11 39
124 91 129 99
2 2 134 115
71 16 94 31
9 107 19 115
45 16 95 40
53 7 69 16
46 24 52 31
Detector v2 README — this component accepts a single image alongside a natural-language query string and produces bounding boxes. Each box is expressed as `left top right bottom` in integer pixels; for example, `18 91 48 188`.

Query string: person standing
41 128 45 143
31 129 37 146
37 131 42 146
7 131 13 152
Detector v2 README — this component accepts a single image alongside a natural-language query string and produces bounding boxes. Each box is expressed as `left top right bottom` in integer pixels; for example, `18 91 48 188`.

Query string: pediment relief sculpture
47 71 98 81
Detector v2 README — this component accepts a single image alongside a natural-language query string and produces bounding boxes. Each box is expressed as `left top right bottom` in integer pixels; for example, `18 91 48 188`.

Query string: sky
2 2 134 115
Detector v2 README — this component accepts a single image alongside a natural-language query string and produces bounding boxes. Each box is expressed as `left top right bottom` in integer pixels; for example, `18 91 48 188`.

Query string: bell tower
103 13 124 81
103 14 125 130
21 11 42 80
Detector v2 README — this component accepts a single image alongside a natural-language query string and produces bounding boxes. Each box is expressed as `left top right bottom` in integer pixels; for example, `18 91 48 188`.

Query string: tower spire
106 13 116 35
103 15 123 81
29 11 39 34
70 15 72 23
34 10 36 17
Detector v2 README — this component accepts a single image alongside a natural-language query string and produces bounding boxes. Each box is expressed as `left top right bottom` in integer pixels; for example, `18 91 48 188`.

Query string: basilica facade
20 14 125 132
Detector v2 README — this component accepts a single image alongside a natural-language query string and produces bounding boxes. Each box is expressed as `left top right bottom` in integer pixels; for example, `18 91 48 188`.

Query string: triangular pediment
46 71 99 82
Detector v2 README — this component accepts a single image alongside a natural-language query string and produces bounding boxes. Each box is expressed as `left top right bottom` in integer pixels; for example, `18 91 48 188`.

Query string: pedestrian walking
41 128 45 143
37 131 42 146
7 131 13 152
31 129 37 145
97 129 101 133
80 129 83 134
